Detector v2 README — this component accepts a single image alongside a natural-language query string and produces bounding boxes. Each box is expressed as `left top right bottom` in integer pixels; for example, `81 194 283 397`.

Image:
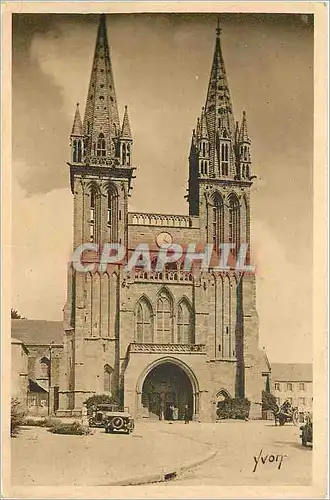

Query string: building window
212 193 224 254
77 140 82 162
156 291 172 343
228 194 240 255
221 142 229 175
121 143 126 165
299 382 305 391
104 365 113 393
39 357 50 378
136 297 153 343
287 382 293 391
90 191 95 242
274 382 280 391
177 300 193 344
72 139 77 162
298 397 306 406
287 397 293 404
107 184 118 242
97 133 106 157
126 143 131 166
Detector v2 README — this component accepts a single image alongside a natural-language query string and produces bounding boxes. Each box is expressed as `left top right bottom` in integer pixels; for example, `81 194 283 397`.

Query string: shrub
262 390 278 413
49 421 90 435
11 398 25 437
23 417 59 428
217 397 251 420
84 394 120 411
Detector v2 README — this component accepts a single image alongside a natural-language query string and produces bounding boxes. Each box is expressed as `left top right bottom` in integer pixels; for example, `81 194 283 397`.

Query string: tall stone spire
83 14 120 162
204 21 235 176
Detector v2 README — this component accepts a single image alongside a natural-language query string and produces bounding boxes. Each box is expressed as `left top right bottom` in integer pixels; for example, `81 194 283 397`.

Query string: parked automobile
104 411 135 434
300 413 313 446
88 404 119 428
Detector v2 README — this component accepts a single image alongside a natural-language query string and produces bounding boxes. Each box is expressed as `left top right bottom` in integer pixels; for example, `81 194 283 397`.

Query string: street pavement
158 420 313 486
11 422 212 486
11 420 312 487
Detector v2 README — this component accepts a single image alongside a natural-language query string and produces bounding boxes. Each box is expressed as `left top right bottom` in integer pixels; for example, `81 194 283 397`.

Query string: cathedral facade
58 15 265 421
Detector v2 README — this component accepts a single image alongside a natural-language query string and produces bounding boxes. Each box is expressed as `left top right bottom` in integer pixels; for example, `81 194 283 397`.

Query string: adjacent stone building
11 337 29 409
54 15 265 421
271 363 313 414
11 319 63 416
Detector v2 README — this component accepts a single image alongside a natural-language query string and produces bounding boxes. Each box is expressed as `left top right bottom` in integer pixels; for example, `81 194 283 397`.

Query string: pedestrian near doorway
184 404 191 424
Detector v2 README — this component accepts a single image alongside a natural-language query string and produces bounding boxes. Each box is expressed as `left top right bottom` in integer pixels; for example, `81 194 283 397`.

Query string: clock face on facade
156 232 173 247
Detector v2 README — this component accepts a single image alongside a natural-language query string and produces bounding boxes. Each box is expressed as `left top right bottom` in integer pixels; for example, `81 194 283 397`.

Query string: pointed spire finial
200 108 209 140
121 105 132 140
216 17 221 37
239 110 250 143
71 102 83 136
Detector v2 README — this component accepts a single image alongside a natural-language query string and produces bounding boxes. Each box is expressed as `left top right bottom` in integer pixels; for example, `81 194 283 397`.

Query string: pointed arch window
97 133 106 157
107 185 118 242
229 195 240 255
104 364 113 393
90 191 95 242
90 187 101 244
221 142 229 176
212 193 224 254
136 298 153 343
77 140 82 163
121 143 126 165
126 143 131 166
177 301 194 344
156 291 172 343
39 357 50 378
72 139 77 163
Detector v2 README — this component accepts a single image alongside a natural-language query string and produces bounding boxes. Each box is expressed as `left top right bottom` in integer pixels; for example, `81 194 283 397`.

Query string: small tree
262 390 278 413
11 398 25 437
11 309 26 319
84 394 120 412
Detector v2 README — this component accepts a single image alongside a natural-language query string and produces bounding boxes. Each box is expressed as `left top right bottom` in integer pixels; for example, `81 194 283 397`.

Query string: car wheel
292 411 299 426
111 416 124 431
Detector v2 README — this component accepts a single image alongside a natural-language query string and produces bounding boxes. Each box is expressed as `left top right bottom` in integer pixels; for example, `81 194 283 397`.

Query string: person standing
81 404 89 427
184 404 190 424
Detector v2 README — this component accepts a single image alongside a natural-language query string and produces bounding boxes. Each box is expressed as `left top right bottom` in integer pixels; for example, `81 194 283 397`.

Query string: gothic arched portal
141 362 193 420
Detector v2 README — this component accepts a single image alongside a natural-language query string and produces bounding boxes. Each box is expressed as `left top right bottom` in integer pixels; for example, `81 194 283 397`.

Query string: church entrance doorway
141 362 194 421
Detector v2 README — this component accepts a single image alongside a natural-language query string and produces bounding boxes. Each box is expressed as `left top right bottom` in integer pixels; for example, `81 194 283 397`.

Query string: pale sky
12 13 313 363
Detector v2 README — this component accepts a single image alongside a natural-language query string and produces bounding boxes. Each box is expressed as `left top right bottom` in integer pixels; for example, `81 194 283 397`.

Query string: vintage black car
300 413 313 446
88 404 119 428
104 411 135 434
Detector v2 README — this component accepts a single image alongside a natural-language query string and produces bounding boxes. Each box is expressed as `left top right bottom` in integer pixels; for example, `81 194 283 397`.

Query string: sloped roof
271 363 313 382
11 319 64 346
260 348 271 373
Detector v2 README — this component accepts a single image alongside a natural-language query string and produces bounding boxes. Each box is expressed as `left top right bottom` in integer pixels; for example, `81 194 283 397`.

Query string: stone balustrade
132 270 193 282
128 212 191 228
129 343 206 354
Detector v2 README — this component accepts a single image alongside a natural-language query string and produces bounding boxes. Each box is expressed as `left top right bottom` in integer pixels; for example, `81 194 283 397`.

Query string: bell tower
188 22 253 253
60 14 135 414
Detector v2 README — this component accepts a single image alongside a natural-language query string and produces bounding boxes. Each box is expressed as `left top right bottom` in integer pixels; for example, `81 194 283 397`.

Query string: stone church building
55 14 265 421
